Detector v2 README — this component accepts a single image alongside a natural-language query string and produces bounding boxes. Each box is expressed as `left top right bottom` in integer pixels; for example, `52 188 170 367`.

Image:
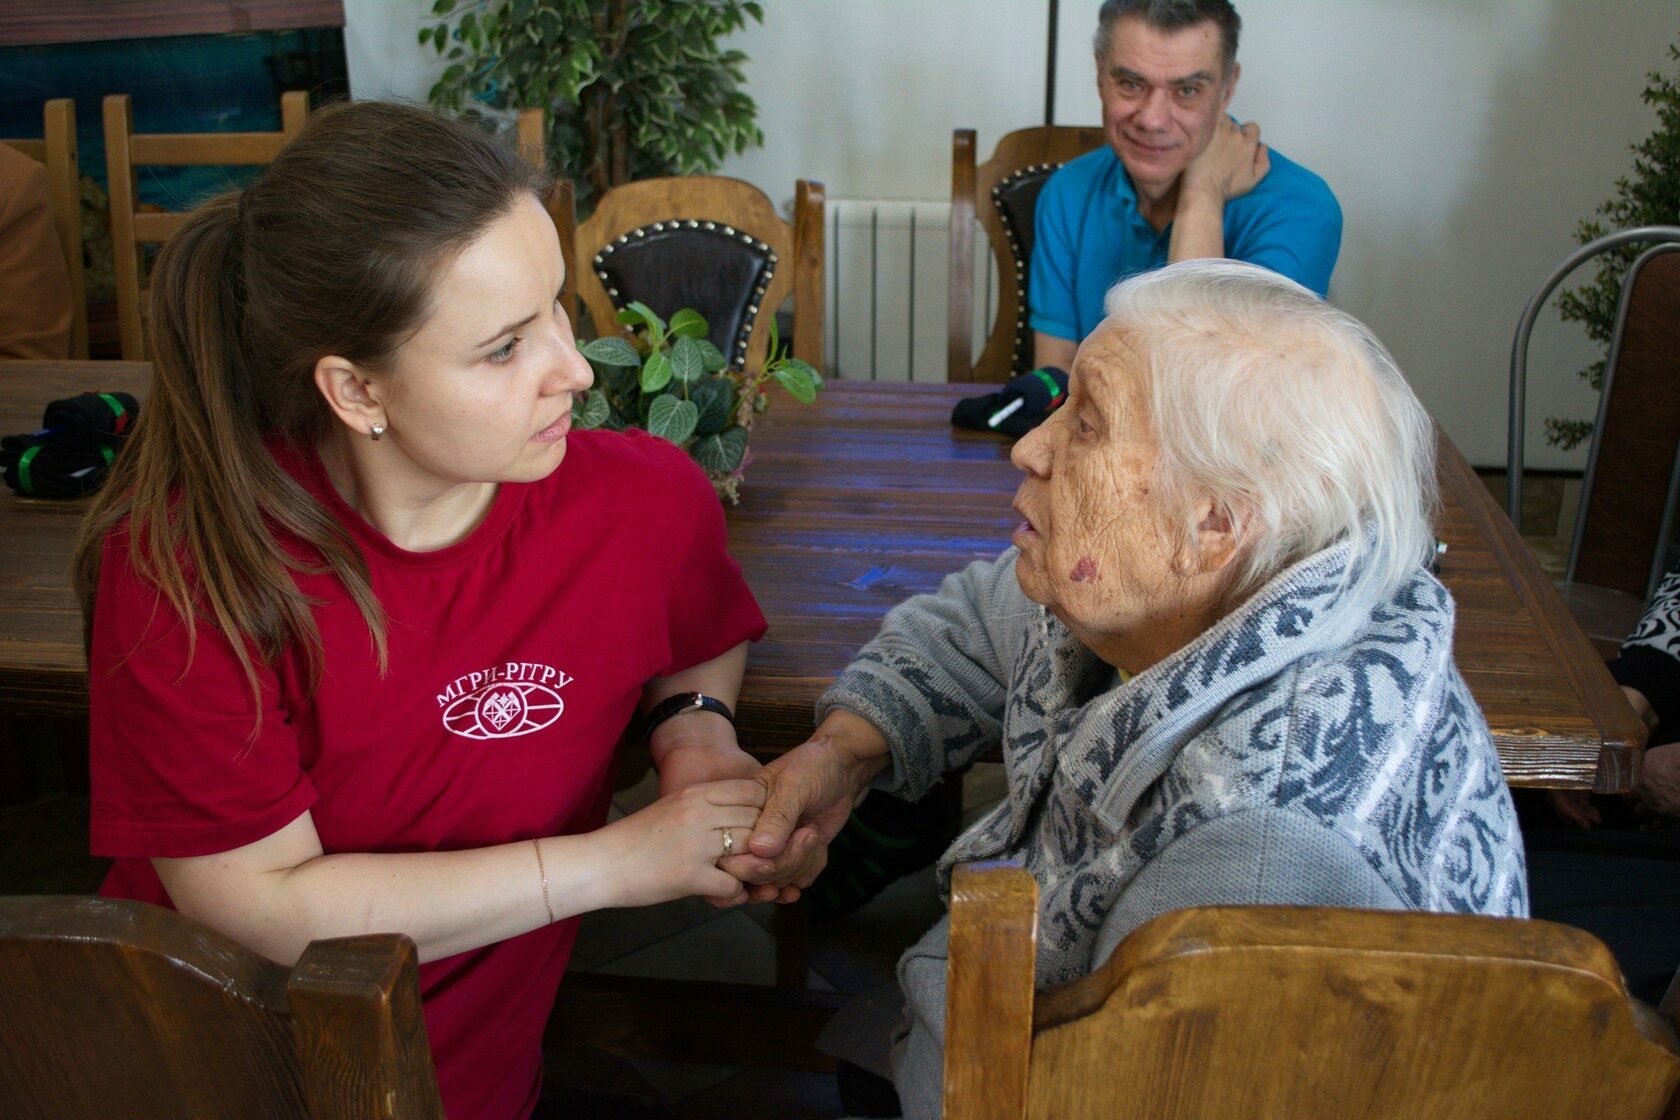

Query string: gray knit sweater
819 541 1528 1120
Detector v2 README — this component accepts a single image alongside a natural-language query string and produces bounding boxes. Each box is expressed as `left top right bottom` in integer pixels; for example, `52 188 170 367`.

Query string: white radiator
820 198 998 383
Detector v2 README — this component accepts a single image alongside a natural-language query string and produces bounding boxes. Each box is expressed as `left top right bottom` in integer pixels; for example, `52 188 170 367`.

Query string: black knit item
1 391 139 499
42 391 139 451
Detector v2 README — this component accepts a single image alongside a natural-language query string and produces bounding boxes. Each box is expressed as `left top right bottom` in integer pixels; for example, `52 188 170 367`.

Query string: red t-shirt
89 429 767 1120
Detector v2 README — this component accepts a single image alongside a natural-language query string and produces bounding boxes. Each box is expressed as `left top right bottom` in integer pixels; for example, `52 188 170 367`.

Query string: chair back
575 175 824 371
103 91 310 360
943 862 1680 1120
1 98 88 358
1569 243 1680 599
946 125 1105 383
0 895 445 1120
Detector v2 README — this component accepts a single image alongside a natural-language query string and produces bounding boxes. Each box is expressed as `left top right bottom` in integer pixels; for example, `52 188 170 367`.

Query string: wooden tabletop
0 363 1646 791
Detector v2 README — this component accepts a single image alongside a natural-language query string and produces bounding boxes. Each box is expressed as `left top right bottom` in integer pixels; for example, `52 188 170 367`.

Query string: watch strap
642 691 735 742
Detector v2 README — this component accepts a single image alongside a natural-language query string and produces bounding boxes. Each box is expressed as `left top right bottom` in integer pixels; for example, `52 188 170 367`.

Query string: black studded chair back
948 126 1106 383
593 221 776 369
575 176 825 372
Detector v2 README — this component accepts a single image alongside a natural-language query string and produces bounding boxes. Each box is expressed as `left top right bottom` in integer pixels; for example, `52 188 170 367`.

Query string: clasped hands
656 709 890 906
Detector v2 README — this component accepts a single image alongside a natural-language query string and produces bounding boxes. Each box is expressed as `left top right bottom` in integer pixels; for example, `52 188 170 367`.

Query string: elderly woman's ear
1177 496 1242 578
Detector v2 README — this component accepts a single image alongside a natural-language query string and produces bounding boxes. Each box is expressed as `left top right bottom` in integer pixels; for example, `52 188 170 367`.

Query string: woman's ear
1191 496 1241 575
313 356 385 439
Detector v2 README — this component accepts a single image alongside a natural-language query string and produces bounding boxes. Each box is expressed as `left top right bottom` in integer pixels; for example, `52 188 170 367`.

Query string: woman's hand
1545 788 1601 830
592 778 767 909
1635 743 1680 820
720 709 891 901
1624 685 1659 735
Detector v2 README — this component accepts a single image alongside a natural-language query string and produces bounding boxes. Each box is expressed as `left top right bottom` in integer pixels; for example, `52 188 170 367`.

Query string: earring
370 422 385 441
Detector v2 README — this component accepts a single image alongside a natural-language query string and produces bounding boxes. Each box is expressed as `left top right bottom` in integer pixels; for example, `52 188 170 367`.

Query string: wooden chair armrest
944 861 1036 1120
290 934 444 1120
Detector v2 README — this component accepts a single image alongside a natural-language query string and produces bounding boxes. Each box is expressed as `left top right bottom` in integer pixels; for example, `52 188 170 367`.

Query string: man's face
1097 14 1238 202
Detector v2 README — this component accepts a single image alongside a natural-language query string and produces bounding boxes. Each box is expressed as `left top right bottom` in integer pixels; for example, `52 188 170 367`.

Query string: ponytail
74 193 386 734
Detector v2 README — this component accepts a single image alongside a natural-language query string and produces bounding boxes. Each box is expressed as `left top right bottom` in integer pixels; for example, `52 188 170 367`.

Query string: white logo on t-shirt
436 661 575 740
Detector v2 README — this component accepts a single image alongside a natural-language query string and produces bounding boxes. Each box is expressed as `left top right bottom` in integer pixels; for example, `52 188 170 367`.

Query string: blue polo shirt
1029 143 1341 343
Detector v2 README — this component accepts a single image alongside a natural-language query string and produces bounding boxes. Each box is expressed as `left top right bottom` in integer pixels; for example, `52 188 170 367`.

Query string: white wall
344 0 1678 467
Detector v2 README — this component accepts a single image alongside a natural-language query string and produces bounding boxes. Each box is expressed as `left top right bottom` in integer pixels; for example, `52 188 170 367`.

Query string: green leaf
647 395 699 444
771 359 821 404
692 425 748 473
691 377 734 435
582 336 640 367
626 300 666 342
615 306 646 327
431 0 454 14
640 351 673 393
573 389 611 430
670 337 707 383
668 308 709 339
695 339 727 372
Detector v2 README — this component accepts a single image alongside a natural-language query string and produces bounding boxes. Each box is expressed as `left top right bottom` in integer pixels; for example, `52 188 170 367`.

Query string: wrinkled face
1098 15 1237 201
375 193 593 487
1009 323 1222 672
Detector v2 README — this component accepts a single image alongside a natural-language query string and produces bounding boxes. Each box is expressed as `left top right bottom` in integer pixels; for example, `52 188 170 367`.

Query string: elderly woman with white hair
727 259 1527 1118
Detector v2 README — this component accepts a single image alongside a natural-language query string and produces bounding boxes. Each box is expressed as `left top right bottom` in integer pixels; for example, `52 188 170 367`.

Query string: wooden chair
0 894 444 1120
943 862 1680 1120
947 125 1105 384
575 175 824 369
103 90 310 361
514 107 580 325
1 98 88 358
1506 227 1680 651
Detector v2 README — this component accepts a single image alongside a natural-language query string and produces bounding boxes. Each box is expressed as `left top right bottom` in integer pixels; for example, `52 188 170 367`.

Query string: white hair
1102 260 1438 608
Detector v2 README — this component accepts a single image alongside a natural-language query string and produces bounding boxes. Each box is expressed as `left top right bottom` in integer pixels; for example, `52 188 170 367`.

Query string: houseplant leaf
691 377 734 435
647 395 699 445
771 358 822 404
670 337 706 383
627 300 666 348
693 425 749 473
669 308 709 339
572 389 611 430
582 336 639 367
640 351 673 393
696 338 727 372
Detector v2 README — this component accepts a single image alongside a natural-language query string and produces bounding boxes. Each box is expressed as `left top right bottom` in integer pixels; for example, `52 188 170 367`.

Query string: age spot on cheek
1070 556 1100 583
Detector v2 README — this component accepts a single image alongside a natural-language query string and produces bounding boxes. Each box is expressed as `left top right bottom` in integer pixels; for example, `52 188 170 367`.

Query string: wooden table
0 364 1646 791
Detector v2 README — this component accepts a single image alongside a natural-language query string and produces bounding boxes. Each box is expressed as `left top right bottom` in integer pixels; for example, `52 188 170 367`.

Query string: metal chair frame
1506 225 1680 600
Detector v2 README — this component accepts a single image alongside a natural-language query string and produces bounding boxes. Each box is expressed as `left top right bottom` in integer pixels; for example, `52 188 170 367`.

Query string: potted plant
1549 35 1680 450
420 0 765 213
576 304 820 503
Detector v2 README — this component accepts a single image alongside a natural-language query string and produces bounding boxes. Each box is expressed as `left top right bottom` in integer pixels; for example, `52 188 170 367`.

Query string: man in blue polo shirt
1031 0 1340 371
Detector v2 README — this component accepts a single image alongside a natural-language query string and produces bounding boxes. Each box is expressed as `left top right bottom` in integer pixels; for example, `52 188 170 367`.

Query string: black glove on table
1 391 139 499
950 366 1068 438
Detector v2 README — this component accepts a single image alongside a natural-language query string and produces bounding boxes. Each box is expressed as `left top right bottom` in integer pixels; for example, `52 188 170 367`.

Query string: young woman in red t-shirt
73 102 795 1120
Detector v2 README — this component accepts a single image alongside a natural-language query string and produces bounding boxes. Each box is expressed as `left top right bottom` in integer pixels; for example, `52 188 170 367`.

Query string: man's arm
1169 118 1269 266
1033 332 1078 372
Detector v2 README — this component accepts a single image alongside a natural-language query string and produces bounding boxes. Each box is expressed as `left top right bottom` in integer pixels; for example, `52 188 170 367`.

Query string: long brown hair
74 101 547 723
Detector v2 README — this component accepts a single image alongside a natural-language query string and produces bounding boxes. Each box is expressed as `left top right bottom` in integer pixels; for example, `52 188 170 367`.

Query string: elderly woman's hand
1635 743 1680 820
718 710 891 901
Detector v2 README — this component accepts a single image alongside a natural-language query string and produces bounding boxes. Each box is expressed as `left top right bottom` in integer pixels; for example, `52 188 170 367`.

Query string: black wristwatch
642 691 736 742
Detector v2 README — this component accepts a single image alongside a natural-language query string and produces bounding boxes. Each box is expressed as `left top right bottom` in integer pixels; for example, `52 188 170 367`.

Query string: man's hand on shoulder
1182 118 1270 204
